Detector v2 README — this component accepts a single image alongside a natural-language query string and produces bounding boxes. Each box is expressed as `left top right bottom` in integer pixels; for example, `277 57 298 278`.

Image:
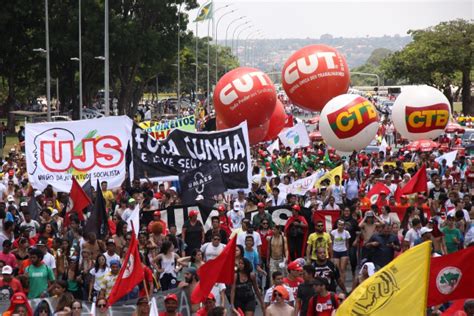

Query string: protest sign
25 116 132 192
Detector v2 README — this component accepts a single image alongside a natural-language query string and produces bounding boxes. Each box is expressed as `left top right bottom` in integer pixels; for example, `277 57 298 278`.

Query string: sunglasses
98 304 107 308
262 222 269 225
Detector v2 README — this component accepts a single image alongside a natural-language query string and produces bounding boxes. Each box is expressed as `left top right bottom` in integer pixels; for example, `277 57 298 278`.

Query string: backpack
312 292 338 315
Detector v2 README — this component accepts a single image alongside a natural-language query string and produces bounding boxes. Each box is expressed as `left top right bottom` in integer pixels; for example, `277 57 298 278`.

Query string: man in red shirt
0 241 17 270
283 261 303 299
306 277 339 316
159 294 183 316
0 265 24 298
196 293 216 316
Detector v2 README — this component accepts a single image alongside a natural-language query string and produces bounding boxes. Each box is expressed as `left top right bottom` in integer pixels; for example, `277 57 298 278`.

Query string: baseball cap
196 195 204 201
106 239 115 245
420 227 433 235
287 261 302 271
189 210 199 217
128 198 136 203
34 190 43 197
184 267 197 275
51 209 59 217
110 259 121 266
11 293 28 305
218 205 226 212
36 240 47 247
365 211 375 217
137 296 149 305
169 186 177 192
257 202 265 208
273 285 289 300
7 195 14 202
292 204 301 212
2 265 12 275
206 293 216 301
165 294 178 302
153 210 161 217
20 201 28 207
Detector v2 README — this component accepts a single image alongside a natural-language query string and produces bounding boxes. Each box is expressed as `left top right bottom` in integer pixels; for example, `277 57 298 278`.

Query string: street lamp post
104 0 110 116
215 9 234 84
351 71 381 87
243 30 259 66
225 16 244 48
70 57 82 119
235 25 252 62
78 0 82 119
177 3 183 114
43 0 51 122
231 21 250 57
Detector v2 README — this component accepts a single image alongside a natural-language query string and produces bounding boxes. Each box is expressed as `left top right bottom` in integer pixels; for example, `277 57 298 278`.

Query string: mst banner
139 115 196 140
132 121 251 189
26 116 133 192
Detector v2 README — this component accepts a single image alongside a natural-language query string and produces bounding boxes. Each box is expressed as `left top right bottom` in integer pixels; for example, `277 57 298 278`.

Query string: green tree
381 19 473 114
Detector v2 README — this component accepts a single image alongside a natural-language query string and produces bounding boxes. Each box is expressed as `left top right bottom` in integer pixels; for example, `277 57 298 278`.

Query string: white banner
278 173 319 196
26 116 133 192
278 123 310 150
435 150 458 167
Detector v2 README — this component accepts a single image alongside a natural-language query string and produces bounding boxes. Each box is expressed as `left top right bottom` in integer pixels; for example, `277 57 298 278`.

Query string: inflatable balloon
216 115 269 145
319 94 379 152
392 86 451 141
263 100 287 141
282 45 350 112
214 67 276 128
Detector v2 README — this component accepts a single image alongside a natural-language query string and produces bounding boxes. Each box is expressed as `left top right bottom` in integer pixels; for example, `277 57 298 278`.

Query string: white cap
51 209 59 217
20 202 28 207
7 195 14 202
2 265 12 275
169 186 177 192
196 195 204 201
34 190 43 197
420 227 433 235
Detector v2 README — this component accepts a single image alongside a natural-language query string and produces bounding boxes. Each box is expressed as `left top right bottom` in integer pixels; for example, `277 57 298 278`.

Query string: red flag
312 210 340 232
107 227 144 306
394 185 403 203
285 114 294 127
441 299 468 316
428 247 474 306
191 236 237 304
64 177 91 226
366 182 391 205
401 164 428 195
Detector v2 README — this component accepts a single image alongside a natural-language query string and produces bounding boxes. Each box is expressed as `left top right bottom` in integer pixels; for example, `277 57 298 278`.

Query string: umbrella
308 115 320 124
309 131 323 141
406 140 439 152
445 121 465 134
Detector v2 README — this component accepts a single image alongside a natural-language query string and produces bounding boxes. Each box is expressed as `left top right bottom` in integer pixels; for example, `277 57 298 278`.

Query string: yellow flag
383 162 416 172
336 241 431 316
314 165 343 188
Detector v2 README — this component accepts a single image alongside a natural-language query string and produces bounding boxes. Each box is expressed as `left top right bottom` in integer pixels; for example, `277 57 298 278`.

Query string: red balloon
281 45 350 112
214 67 276 128
216 115 268 145
248 121 270 145
216 116 230 130
263 100 287 141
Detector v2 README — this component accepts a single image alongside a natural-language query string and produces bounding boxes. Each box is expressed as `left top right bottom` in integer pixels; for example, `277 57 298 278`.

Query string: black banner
131 122 251 189
179 161 227 205
141 204 315 236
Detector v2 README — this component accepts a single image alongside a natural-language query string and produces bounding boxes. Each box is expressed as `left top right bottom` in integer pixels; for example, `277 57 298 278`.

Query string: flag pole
195 21 199 103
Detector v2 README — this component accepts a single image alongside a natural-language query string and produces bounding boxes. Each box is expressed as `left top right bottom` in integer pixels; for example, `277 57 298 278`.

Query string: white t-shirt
404 228 421 247
201 242 225 261
236 231 262 251
90 267 110 291
43 252 56 270
0 183 6 201
264 284 295 304
103 252 121 267
228 210 245 229
211 283 226 306
329 184 345 204
447 209 470 223
330 229 351 252
20 220 40 238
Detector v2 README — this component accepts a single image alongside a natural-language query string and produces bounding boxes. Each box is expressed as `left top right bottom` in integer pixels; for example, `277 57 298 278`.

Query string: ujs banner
25 116 133 192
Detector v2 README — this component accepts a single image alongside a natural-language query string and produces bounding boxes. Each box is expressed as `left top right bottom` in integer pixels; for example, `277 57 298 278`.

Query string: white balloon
320 94 379 152
392 86 451 141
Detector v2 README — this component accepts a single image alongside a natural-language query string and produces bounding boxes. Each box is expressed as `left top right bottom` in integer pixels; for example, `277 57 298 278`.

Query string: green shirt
441 227 462 254
26 264 55 298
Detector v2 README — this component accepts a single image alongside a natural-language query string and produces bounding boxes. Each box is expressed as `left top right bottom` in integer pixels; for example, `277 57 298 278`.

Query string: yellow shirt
102 190 115 210
307 232 332 260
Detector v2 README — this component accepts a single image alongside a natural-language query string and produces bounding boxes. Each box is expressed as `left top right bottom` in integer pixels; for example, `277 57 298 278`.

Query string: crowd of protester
0 106 472 316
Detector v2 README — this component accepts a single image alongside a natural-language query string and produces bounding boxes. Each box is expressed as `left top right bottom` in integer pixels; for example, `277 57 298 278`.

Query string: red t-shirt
283 276 303 298
0 277 24 294
196 307 209 316
306 292 339 316
139 266 154 297
258 230 273 259
159 312 183 316
0 253 17 269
